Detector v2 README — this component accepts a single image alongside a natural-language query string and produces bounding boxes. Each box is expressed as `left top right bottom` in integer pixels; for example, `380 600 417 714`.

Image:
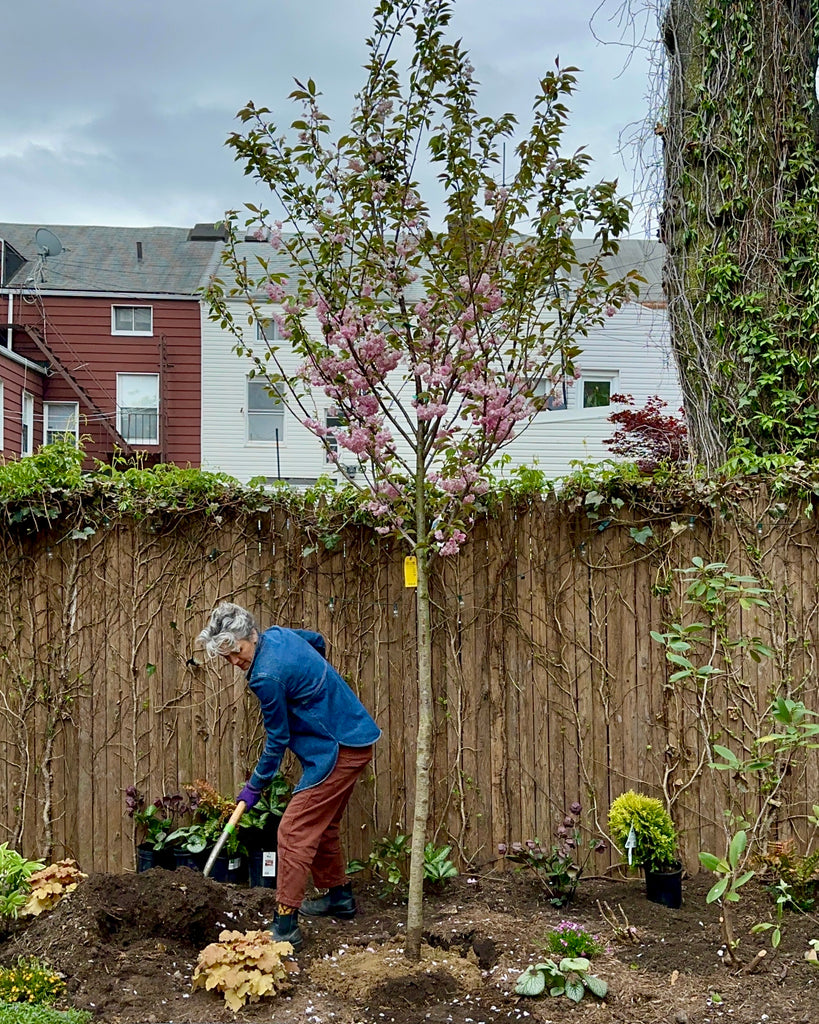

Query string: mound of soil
2 866 818 1023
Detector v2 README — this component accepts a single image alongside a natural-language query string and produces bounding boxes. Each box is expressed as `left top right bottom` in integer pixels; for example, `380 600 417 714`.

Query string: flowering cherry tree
208 0 636 958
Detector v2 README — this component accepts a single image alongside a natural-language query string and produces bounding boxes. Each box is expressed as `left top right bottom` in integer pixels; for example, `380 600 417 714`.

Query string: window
44 402 79 445
21 391 34 456
247 378 284 443
256 318 282 342
581 373 619 409
117 373 159 444
112 305 153 335
533 377 570 411
0 382 3 450
325 407 344 461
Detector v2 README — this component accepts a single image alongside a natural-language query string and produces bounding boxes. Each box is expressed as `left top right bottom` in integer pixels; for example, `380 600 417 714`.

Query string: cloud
1 0 656 230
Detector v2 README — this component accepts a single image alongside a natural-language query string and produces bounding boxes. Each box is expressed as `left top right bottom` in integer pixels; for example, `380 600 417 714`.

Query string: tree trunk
405 462 433 960
661 0 819 470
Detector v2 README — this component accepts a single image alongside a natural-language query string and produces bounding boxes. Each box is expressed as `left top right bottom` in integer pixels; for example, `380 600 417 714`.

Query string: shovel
203 800 246 878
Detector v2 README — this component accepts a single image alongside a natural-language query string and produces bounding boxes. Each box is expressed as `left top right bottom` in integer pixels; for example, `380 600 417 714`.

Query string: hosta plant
515 957 608 1002
21 860 87 917
192 929 296 1011
0 843 45 919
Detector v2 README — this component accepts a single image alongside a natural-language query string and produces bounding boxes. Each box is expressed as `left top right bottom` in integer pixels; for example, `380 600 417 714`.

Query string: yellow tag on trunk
403 556 418 588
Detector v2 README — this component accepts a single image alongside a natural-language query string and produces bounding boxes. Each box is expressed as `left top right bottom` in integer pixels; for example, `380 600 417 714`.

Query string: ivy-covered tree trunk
661 0 819 471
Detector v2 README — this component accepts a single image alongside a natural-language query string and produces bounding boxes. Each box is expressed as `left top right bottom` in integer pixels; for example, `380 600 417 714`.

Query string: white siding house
200 239 681 485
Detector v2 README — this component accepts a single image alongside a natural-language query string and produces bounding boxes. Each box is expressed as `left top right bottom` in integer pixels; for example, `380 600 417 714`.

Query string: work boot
300 882 357 919
271 908 304 952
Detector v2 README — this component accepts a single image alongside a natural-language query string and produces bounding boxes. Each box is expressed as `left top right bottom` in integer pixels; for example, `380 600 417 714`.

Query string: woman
198 602 381 951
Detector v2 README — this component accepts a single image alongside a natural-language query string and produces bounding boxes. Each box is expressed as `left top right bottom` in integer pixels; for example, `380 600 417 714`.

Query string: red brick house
0 223 222 465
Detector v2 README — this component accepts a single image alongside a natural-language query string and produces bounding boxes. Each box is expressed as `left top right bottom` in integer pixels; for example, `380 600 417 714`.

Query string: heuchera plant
192 929 295 1011
209 0 636 958
498 802 605 905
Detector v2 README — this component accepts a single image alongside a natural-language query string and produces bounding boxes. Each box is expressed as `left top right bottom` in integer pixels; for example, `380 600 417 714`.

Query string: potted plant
238 772 292 888
125 787 187 872
184 780 246 882
608 790 682 908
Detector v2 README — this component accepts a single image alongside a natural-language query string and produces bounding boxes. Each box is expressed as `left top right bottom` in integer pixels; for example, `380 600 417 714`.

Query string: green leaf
584 974 608 999
146 663 156 677
711 744 741 769
733 869 755 889
630 526 653 545
549 983 566 997
698 852 721 871
706 877 729 903
515 967 546 997
565 978 585 1003
728 830 747 868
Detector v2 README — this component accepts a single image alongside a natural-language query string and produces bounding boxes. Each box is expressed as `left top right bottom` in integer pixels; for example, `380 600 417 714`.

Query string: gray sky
2 0 660 233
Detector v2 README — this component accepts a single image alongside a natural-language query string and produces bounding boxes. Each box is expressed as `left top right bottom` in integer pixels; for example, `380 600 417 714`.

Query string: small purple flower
511 842 523 854
570 802 582 816
526 839 536 850
557 825 568 838
594 840 607 853
563 816 574 828
498 842 507 855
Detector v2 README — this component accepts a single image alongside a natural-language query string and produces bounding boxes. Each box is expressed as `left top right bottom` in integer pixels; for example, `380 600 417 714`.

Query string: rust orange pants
276 744 372 909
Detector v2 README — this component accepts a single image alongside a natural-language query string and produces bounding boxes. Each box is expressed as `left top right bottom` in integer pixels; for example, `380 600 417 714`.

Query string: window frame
532 377 571 412
21 390 34 456
324 406 344 462
111 305 153 336
246 377 285 445
0 382 4 451
579 371 619 410
116 372 160 445
44 401 79 445
256 318 282 343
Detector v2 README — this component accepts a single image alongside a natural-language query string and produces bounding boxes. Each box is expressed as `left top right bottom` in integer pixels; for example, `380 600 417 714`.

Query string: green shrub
0 958 64 1005
0 1004 91 1024
608 791 678 873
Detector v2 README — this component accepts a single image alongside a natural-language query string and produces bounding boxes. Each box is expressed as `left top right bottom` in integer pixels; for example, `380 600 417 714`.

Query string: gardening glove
237 784 261 810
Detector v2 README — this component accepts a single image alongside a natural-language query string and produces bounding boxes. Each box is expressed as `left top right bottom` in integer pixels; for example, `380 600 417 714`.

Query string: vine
662 0 819 468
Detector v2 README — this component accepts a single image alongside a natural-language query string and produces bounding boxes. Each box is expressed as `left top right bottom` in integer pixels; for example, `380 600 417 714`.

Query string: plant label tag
625 824 637 866
404 556 418 588
262 851 277 877
228 857 241 871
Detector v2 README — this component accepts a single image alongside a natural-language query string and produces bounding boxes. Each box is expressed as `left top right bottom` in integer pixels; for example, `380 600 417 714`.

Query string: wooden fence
1 491 818 874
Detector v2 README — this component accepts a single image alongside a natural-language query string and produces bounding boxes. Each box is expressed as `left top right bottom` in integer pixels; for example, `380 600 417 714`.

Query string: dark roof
233 234 665 303
0 223 222 295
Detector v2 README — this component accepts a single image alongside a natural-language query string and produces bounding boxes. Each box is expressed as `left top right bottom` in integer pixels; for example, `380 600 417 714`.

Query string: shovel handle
202 800 247 878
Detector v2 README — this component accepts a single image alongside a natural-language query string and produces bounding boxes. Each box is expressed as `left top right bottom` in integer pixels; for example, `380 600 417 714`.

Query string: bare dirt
2 866 818 1024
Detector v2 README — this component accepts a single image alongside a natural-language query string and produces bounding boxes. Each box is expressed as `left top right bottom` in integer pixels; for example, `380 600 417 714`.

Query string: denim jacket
246 626 381 793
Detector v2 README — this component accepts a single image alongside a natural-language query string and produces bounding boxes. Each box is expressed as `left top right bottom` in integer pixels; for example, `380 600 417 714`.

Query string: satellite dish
35 227 64 258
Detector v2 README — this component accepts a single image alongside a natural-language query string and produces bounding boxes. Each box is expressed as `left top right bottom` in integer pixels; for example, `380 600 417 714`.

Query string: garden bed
1 867 817 1023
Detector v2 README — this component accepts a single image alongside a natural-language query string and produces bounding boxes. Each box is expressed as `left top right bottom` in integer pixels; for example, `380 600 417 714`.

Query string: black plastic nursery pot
173 848 207 872
208 852 245 884
247 847 278 889
645 862 683 908
136 844 176 873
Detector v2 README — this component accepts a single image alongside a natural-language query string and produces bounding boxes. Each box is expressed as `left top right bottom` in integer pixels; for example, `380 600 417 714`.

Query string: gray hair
198 602 259 658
